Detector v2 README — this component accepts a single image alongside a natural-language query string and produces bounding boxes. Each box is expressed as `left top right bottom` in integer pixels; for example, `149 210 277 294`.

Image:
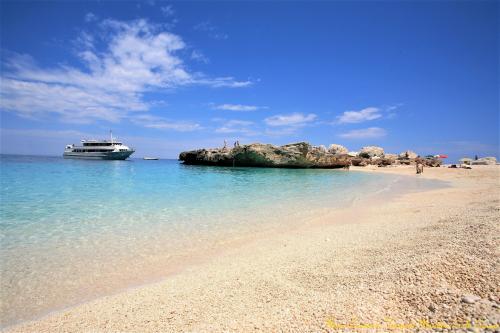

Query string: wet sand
5 165 499 332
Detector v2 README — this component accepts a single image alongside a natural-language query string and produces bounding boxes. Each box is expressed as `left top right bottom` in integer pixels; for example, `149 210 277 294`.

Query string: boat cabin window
83 142 113 146
82 142 122 146
73 149 109 152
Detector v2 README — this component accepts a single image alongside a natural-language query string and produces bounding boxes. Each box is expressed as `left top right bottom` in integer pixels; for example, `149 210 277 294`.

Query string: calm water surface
0 155 444 326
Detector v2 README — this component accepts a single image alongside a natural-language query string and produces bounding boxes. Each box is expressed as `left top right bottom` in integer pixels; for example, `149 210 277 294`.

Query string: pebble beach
5 165 499 332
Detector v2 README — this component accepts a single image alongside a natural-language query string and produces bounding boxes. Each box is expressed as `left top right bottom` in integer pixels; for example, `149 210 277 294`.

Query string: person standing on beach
416 161 424 174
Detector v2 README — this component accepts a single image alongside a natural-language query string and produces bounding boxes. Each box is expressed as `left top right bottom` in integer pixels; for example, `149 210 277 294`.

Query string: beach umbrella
438 154 448 158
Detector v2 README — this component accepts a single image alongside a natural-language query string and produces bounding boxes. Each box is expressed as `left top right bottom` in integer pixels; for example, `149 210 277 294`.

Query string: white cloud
190 50 209 64
196 76 252 88
215 120 258 135
1 19 251 125
1 128 91 139
264 113 317 126
336 107 381 124
213 104 267 112
338 127 387 139
193 21 228 40
263 127 298 137
385 103 403 119
84 12 97 22
160 5 175 17
131 114 201 132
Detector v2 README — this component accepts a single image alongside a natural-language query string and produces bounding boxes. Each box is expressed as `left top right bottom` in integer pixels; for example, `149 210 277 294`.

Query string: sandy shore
6 165 499 332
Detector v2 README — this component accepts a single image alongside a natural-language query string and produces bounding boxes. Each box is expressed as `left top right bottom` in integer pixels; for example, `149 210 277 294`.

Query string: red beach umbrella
438 154 448 159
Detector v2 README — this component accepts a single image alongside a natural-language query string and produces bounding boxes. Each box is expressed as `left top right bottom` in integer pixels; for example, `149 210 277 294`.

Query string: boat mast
110 130 113 145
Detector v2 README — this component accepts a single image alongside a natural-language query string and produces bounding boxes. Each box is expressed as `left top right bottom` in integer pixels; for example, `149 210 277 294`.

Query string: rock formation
359 146 384 158
179 142 351 168
416 157 442 167
328 144 349 155
179 142 443 168
399 150 418 159
471 157 497 165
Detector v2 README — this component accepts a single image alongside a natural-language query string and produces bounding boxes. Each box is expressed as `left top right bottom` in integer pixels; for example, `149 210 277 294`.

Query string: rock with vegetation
179 142 351 168
180 143 443 168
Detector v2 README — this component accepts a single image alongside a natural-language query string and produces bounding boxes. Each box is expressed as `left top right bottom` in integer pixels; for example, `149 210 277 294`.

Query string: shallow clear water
0 155 444 327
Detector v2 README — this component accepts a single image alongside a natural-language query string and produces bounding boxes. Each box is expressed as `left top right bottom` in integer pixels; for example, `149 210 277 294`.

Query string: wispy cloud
131 114 202 132
195 77 253 88
193 21 228 40
1 19 251 125
160 5 175 17
420 141 500 156
336 107 381 124
264 113 317 126
264 127 298 137
191 50 209 64
84 12 97 23
215 120 258 135
213 104 267 112
338 127 387 139
0 128 91 139
385 103 403 119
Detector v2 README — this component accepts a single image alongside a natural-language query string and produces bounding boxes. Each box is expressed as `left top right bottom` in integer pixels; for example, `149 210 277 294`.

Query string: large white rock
359 146 384 158
398 150 418 159
471 157 497 165
385 153 398 161
316 145 328 153
328 144 349 155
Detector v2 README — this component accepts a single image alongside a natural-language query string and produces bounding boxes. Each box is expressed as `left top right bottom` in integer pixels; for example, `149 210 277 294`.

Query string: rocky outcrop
179 142 443 168
417 157 443 167
471 157 497 165
179 142 351 168
384 153 398 163
328 144 349 155
350 157 369 167
399 150 418 159
359 146 384 158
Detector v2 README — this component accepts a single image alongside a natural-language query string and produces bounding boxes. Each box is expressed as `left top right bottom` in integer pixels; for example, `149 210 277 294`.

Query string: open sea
0 155 445 327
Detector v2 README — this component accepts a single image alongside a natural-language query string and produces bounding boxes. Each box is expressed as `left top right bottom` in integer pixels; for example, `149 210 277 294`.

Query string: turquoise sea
0 155 444 327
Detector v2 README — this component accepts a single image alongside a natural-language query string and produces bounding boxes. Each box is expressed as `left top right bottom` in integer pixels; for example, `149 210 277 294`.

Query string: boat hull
63 151 134 160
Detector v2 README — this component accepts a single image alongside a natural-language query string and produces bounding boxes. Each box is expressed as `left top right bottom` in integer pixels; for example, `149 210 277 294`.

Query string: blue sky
1 1 498 161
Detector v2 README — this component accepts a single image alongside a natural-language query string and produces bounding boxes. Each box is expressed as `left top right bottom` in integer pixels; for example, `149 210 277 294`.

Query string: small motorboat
143 157 159 160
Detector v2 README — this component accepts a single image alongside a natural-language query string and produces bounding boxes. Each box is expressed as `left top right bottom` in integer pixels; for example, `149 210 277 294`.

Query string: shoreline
0 167 431 328
5 165 499 332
